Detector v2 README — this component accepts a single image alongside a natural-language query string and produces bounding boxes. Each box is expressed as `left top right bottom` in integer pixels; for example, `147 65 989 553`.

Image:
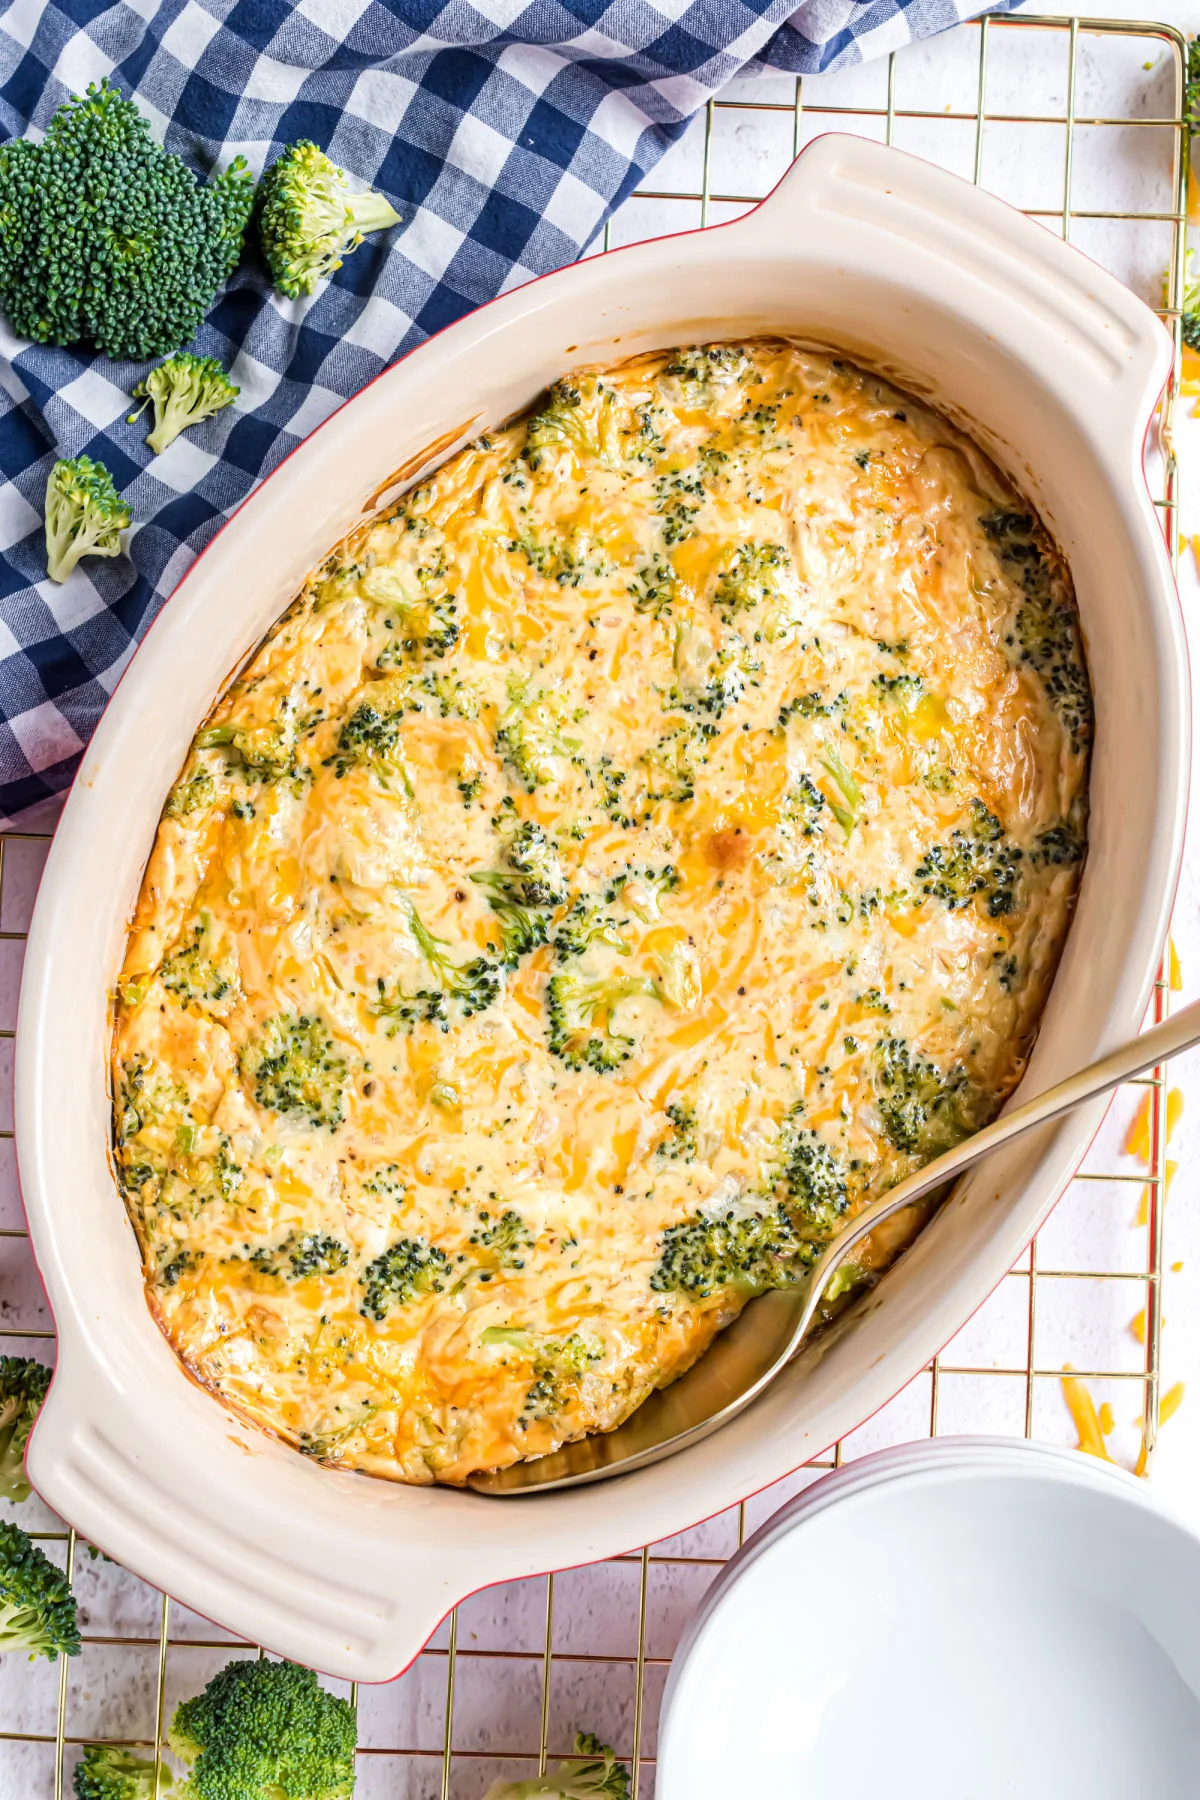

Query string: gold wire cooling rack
0 13 1190 1796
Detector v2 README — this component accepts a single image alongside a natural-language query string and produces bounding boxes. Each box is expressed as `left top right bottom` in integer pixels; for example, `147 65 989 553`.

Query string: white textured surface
3 11 1200 1793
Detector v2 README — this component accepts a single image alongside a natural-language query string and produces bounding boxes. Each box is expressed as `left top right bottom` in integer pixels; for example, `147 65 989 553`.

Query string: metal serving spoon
469 995 1200 1496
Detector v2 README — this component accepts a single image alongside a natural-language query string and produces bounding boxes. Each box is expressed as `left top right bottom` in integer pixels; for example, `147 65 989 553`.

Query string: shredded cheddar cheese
111 343 1090 1485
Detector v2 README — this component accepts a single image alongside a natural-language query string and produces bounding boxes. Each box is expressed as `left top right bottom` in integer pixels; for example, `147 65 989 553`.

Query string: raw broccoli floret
650 1203 814 1299
0 80 252 359
544 972 661 1073
257 140 401 298
360 1236 450 1319
44 456 131 584
0 1520 80 1661
875 1037 970 1157
0 1357 51 1504
74 1744 170 1800
483 1732 630 1799
774 1113 848 1236
168 1656 356 1800
1188 39 1200 135
522 1334 603 1421
239 1014 349 1130
914 798 1022 917
128 354 239 455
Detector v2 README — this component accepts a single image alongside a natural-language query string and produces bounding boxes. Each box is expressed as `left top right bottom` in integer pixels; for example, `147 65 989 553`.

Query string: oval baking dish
15 134 1187 1680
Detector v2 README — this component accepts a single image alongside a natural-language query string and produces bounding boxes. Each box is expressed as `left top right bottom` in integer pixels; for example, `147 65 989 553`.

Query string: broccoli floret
552 897 628 961
328 698 406 779
1181 245 1200 351
0 1357 51 1504
668 638 754 721
250 1232 350 1280
522 1334 603 1421
470 873 552 963
496 680 583 791
44 456 131 584
640 722 714 805
982 511 1091 751
544 971 661 1073
1031 820 1086 867
653 470 706 545
240 1014 349 1130
164 768 217 820
257 140 401 298
523 381 611 469
713 540 791 624
168 1657 356 1800
128 354 239 456
74 1745 169 1800
159 915 235 1010
1188 39 1200 134
360 1236 450 1319
472 825 566 960
657 1101 697 1162
0 80 252 360
373 902 502 1028
196 719 297 781
0 1520 80 1661
914 798 1022 917
650 1203 814 1299
661 344 747 400
773 1113 848 1236
783 773 826 840
629 554 677 618
483 1732 630 1799
819 747 862 838
875 1037 970 1157
364 560 460 661
470 1208 535 1268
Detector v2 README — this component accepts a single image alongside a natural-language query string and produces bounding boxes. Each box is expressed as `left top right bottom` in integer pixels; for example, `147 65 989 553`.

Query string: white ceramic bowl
15 135 1188 1679
658 1438 1200 1797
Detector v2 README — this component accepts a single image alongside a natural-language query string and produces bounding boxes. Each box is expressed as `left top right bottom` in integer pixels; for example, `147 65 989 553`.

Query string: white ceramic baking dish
15 134 1187 1681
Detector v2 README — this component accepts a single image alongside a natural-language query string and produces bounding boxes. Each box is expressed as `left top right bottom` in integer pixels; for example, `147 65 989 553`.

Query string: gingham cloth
0 0 1002 825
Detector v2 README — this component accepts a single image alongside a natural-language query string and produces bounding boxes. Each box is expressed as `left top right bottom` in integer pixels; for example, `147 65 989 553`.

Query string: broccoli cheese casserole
112 342 1090 1486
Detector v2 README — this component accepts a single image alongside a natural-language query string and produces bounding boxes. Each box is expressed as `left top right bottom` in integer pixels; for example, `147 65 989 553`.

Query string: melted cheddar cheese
112 343 1090 1485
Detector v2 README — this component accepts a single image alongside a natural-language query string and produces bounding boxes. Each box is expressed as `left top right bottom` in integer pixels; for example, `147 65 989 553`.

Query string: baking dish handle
746 133 1173 449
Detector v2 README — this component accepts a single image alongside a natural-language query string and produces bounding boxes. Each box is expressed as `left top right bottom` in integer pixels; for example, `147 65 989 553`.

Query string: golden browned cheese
112 343 1090 1485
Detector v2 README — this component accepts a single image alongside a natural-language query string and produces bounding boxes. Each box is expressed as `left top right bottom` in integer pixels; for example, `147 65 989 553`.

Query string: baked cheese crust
112 343 1090 1485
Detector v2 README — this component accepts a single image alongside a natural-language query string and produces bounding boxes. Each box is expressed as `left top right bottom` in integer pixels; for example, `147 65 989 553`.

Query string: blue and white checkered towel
0 0 1000 825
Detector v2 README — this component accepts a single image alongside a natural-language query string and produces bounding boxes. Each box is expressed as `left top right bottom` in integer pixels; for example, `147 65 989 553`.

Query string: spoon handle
795 993 1200 1351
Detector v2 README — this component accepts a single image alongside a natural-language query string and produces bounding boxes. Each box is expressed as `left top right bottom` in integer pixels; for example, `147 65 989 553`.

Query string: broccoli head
239 1014 349 1130
552 897 628 961
1182 247 1200 351
168 1657 356 1800
656 1101 697 1162
129 355 239 455
483 1732 630 1799
0 1356 51 1505
522 380 618 470
74 1744 169 1800
650 1203 814 1299
360 1236 450 1319
713 540 791 625
875 1037 970 1157
372 902 502 1029
982 511 1091 752
914 798 1022 917
496 680 583 791
544 971 661 1073
522 1334 603 1421
250 1232 350 1281
470 1208 535 1268
0 80 252 359
257 140 401 298
0 1520 80 1661
44 456 131 584
773 1114 848 1236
